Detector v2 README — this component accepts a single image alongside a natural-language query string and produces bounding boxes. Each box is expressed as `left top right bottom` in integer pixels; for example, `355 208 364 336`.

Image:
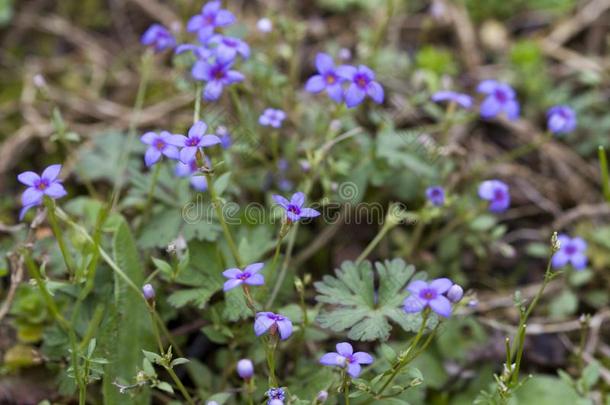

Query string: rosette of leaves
314 258 426 341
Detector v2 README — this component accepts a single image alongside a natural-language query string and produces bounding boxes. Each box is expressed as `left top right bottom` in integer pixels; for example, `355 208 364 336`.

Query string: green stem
43 198 75 277
266 223 297 309
141 162 162 226
355 221 395 266
167 366 196 405
598 146 610 203
266 337 278 387
111 50 152 210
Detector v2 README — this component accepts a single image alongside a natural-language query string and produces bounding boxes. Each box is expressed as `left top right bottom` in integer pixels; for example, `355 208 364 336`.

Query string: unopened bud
446 284 464 303
316 390 328 402
142 284 155 301
257 18 273 33
236 358 254 379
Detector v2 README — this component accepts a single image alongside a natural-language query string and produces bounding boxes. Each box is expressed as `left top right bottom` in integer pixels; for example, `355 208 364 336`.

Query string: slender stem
266 336 278 387
43 198 75 277
141 162 162 226
598 146 610 202
167 366 196 405
111 51 152 210
355 221 394 266
266 223 298 308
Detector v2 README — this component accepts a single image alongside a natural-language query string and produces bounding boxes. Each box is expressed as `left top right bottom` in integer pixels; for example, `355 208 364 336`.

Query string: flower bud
316 390 328 402
257 18 273 33
269 400 283 405
446 284 463 303
236 359 254 379
142 284 155 301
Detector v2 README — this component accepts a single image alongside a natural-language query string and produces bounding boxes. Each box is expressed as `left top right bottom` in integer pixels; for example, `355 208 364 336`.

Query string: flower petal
244 262 264 274
366 81 384 104
299 208 320 218
347 362 362 378
326 83 343 102
570 253 587 270
180 147 198 164
429 295 452 317
166 134 187 147
353 352 374 365
406 280 428 295
223 279 243 291
204 81 224 101
41 164 62 182
403 295 425 313
222 268 242 278
276 318 293 340
200 135 221 147
254 314 274 336
504 100 520 121
315 52 334 74
336 65 357 80
189 121 208 138
336 342 353 356
140 132 157 145
479 96 500 119
17 171 40 187
44 183 67 199
145 147 162 167
344 84 365 108
290 192 305 207
305 75 326 93
272 194 289 208
190 175 208 191
22 187 43 207
476 79 498 94
319 352 340 366
162 146 180 160
246 273 265 286
215 9 235 26
429 278 452 294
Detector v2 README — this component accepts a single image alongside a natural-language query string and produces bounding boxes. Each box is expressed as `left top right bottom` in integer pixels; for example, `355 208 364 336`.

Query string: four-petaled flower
477 80 519 121
552 234 587 270
192 55 245 101
141 24 175 52
305 53 345 103
478 180 510 213
547 105 576 135
175 159 208 191
426 186 445 206
431 90 472 109
18 164 67 220
254 312 293 340
187 0 235 43
222 263 265 291
208 34 250 61
338 64 384 108
140 131 179 167
259 108 286 128
167 121 221 163
319 342 374 378
403 278 454 317
266 388 285 403
273 192 320 222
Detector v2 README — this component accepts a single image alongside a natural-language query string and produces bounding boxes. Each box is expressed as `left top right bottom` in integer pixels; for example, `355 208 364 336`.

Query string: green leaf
155 381 174 394
167 287 217 309
170 357 190 368
511 375 590 405
102 220 153 405
214 172 232 196
315 259 421 341
151 257 173 277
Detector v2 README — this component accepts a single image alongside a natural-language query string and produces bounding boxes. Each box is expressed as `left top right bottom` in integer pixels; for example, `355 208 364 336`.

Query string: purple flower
141 24 175 52
403 278 454 317
547 105 576 134
316 391 329 402
217 126 232 149
552 234 587 270
337 64 384 108
431 90 472 109
187 0 235 43
305 53 345 103
273 192 320 222
175 43 212 60
142 284 155 301
477 80 519 120
268 400 283 405
175 159 208 192
208 34 250 61
319 342 374 378
478 180 510 213
18 164 67 220
192 55 244 101
446 284 463 303
266 388 285 403
426 186 445 206
254 312 293 340
222 263 265 291
140 131 180 167
236 359 254 379
167 121 221 163
259 108 286 128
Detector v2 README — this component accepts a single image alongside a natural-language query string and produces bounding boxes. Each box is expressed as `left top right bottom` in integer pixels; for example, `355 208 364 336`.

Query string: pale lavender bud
269 401 283 405
236 359 254 379
339 48 352 61
33 74 47 88
446 284 463 303
316 390 328 402
142 284 155 301
257 18 273 33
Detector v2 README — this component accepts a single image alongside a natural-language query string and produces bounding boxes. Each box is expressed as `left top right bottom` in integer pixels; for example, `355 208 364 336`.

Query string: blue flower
259 108 286 128
192 55 244 101
477 80 519 120
187 0 235 43
140 131 180 167
319 342 374 378
552 234 587 270
305 53 346 102
478 180 510 213
255 312 293 340
141 24 175 52
403 278 454 317
222 263 265 291
167 121 221 163
273 192 320 222
337 64 384 108
426 186 445 206
266 387 285 404
18 164 67 220
431 90 472 109
547 105 576 134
